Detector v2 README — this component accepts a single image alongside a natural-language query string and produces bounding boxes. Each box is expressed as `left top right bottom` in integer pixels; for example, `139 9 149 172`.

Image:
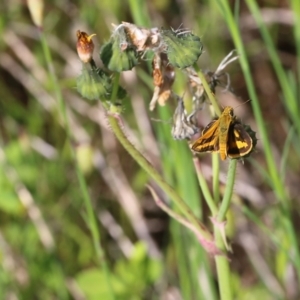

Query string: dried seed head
121 22 162 52
171 96 200 140
122 22 150 51
185 67 206 108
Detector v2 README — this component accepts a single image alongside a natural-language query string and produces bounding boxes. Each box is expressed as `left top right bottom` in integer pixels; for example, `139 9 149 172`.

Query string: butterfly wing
191 120 220 153
227 123 253 159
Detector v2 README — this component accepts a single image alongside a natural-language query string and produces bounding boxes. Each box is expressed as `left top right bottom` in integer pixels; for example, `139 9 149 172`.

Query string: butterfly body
191 106 253 160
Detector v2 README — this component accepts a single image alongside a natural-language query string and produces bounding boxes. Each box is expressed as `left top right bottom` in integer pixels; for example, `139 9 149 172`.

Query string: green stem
148 185 200 232
214 248 233 300
194 65 221 116
193 157 217 215
212 153 220 204
40 31 68 127
212 159 237 300
217 159 237 222
193 45 234 300
290 0 300 88
207 159 237 300
111 73 120 104
128 0 151 27
108 114 213 242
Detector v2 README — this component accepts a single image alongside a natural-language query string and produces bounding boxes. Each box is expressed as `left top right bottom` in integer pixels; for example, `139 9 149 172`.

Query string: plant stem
214 249 233 300
107 114 213 242
212 153 220 204
290 0 300 88
194 65 221 116
213 159 237 300
217 159 237 222
111 73 120 105
193 157 217 215
128 0 151 27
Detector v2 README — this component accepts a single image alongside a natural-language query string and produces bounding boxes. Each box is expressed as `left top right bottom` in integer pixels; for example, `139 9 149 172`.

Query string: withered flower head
122 22 161 52
122 22 149 51
185 50 239 112
185 67 205 108
76 30 96 63
149 53 175 111
171 96 200 140
205 49 239 93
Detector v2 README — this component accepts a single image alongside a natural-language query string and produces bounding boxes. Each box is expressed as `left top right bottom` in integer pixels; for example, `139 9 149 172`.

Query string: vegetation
0 1 299 299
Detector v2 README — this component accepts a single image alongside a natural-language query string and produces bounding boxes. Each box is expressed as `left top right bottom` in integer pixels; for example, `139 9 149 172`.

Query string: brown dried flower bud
149 53 175 110
76 30 96 63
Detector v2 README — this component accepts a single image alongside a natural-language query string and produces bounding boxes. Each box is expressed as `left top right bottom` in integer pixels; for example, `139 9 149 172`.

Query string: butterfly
191 106 254 160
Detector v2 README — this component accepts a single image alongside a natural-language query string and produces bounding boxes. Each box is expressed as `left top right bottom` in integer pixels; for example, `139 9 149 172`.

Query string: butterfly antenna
234 99 251 110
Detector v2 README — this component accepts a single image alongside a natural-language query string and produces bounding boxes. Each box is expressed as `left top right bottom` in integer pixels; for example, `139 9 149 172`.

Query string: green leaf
161 29 203 68
77 64 127 101
76 64 110 100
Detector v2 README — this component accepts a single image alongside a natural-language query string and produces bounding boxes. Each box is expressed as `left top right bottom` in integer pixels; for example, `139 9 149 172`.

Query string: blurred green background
0 0 300 299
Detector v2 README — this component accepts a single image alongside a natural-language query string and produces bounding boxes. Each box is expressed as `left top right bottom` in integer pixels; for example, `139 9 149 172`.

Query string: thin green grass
246 0 300 141
217 0 300 292
216 0 288 203
290 0 300 89
39 29 116 300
